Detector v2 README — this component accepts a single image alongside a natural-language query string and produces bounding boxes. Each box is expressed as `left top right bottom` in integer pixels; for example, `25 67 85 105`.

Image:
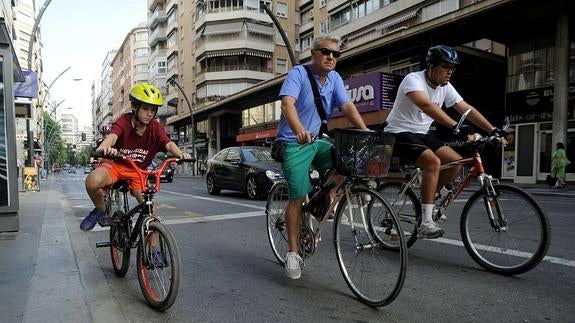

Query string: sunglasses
437 63 456 72
315 47 342 59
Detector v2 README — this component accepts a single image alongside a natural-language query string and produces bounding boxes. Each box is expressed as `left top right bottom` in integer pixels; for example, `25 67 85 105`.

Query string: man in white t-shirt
385 45 506 238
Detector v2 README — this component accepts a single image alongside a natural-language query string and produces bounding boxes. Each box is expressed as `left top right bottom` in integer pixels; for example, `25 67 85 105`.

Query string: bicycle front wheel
266 182 289 265
334 186 407 307
137 220 181 311
110 211 131 277
460 184 550 275
375 182 420 248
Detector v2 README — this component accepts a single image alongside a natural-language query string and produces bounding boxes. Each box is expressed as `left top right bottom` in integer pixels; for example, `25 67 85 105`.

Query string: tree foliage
43 111 67 166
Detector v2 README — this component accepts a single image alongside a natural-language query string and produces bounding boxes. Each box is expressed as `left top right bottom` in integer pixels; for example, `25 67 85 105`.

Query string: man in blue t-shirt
275 35 368 280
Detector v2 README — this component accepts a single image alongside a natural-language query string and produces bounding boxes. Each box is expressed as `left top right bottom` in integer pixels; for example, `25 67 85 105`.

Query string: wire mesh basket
333 128 395 178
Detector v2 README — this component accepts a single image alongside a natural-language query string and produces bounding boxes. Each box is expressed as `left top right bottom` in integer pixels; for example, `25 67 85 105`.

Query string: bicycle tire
109 211 130 277
334 186 407 307
136 220 181 311
375 182 420 249
265 182 289 265
460 184 550 275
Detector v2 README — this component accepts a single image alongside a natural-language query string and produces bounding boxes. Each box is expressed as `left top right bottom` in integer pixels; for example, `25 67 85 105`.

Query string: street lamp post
168 76 196 176
25 0 54 167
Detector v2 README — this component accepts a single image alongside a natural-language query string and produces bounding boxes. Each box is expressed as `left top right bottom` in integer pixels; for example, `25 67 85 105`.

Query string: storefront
0 18 24 232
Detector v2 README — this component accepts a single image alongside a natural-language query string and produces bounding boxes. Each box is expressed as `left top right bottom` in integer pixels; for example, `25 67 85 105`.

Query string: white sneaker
433 206 447 223
417 222 444 239
285 252 303 279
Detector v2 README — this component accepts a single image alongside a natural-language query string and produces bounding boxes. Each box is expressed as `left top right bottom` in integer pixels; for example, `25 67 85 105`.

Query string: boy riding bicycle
81 83 192 231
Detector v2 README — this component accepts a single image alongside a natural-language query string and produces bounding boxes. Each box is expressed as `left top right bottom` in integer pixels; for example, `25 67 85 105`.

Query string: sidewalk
0 177 125 323
0 175 571 322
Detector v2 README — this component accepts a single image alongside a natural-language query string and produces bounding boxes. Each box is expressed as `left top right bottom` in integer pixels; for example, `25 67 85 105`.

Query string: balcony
195 8 272 32
149 7 167 29
194 33 274 58
196 64 273 85
167 0 177 11
149 26 167 47
148 0 163 10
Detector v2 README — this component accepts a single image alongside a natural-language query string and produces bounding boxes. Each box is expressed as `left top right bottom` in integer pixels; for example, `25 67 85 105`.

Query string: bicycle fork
478 175 507 232
345 188 378 250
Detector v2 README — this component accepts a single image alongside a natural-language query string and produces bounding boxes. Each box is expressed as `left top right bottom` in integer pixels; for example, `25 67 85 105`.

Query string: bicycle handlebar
91 151 196 164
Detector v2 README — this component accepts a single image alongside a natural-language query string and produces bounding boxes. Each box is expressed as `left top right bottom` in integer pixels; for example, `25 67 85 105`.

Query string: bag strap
303 65 328 135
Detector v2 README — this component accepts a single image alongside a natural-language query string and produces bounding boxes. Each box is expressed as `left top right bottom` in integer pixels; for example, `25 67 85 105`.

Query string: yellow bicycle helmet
129 83 163 106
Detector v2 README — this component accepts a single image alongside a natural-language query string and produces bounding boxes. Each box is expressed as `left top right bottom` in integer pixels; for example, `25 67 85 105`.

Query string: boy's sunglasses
316 47 342 59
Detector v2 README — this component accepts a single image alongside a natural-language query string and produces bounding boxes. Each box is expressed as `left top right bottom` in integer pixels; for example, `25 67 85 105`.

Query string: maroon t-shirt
110 113 171 169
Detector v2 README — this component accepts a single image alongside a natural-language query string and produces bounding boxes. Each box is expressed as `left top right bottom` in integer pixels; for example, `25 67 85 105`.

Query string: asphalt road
57 173 575 322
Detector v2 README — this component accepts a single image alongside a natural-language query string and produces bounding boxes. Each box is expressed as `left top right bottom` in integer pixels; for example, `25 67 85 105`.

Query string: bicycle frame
413 139 506 231
105 157 181 250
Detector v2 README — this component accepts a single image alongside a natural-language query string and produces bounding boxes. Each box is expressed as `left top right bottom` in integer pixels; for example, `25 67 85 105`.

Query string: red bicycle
94 153 195 311
375 112 550 275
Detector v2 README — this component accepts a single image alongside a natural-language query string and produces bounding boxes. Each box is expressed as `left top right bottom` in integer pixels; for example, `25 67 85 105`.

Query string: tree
43 111 67 169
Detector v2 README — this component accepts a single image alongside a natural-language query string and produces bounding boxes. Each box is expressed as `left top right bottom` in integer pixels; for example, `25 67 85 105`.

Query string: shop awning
245 50 272 59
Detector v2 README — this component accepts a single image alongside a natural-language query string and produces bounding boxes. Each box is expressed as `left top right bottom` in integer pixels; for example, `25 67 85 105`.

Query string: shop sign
333 72 401 117
506 84 575 123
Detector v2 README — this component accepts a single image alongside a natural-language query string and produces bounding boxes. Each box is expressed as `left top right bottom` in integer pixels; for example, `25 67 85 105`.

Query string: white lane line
86 206 575 269
161 190 265 210
426 236 575 268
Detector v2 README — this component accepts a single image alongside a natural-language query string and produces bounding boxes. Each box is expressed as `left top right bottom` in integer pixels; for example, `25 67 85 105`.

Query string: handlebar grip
179 157 196 163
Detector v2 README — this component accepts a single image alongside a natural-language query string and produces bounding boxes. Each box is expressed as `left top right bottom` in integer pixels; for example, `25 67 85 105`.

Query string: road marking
83 201 575 269
162 190 265 210
427 237 575 268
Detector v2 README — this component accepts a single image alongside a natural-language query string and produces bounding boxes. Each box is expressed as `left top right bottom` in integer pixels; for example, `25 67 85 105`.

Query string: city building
164 0 573 184
92 50 116 140
110 23 149 120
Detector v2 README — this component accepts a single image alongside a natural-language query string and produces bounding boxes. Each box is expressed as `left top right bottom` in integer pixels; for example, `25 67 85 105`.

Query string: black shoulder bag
303 64 329 137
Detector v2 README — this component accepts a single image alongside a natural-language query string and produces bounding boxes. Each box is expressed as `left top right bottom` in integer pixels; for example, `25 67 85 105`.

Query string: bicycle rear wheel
375 182 420 248
266 182 289 265
137 220 181 311
334 186 407 307
110 211 131 277
460 184 550 275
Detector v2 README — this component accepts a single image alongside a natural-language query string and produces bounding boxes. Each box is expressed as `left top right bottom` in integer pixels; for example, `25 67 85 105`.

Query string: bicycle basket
333 128 395 178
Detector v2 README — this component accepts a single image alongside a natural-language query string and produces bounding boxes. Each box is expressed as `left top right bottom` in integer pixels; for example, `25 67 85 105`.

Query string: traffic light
81 132 86 141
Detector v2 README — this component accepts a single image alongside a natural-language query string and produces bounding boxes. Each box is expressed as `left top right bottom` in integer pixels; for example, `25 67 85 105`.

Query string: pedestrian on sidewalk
551 142 570 188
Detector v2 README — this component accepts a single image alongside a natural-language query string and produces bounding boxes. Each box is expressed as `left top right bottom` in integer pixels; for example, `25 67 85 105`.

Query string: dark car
206 146 283 199
148 158 175 183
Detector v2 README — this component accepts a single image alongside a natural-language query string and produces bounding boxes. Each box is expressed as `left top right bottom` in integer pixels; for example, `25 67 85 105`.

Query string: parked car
147 158 175 183
206 146 283 199
68 168 76 174
84 166 92 174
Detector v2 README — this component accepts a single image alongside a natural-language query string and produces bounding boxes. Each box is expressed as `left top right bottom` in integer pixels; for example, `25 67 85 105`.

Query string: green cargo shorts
282 138 334 200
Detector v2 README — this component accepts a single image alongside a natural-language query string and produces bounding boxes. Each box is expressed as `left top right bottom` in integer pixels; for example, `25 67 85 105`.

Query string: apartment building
93 50 117 137
110 23 149 120
60 113 79 150
162 0 297 162
164 0 573 184
148 0 169 113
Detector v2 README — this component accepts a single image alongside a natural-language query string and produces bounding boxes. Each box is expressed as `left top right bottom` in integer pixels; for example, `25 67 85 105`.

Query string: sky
37 0 148 127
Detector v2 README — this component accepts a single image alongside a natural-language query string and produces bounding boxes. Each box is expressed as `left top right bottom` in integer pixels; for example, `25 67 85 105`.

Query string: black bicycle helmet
426 45 459 65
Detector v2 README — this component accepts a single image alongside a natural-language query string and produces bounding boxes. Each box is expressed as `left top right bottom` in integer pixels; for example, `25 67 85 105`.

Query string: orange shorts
98 159 143 192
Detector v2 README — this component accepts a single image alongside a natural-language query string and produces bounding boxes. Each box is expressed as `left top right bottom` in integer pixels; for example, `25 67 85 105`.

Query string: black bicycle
93 153 195 311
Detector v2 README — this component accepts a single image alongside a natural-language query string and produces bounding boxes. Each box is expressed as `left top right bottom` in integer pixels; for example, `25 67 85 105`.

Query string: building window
276 2 287 18
276 31 286 46
134 47 148 58
300 8 313 24
507 35 554 92
134 64 148 74
320 20 329 34
320 0 328 8
135 31 147 41
300 33 313 51
276 58 287 74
